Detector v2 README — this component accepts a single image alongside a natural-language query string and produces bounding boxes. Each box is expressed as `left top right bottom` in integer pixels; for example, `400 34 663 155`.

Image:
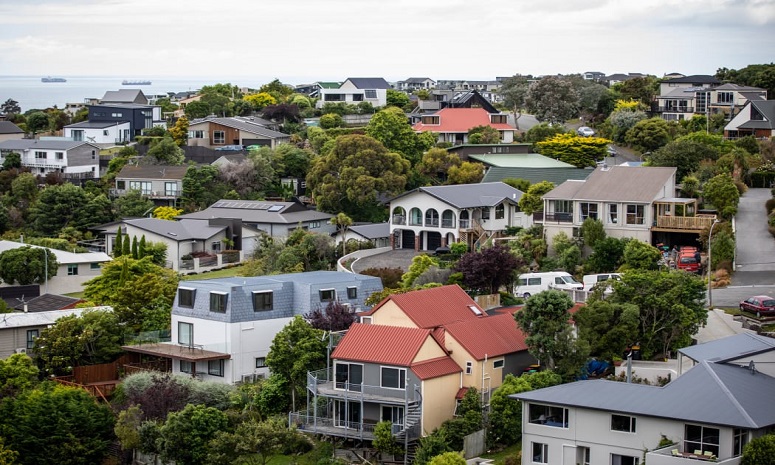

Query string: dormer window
320 289 336 302
421 115 440 125
209 292 228 313
178 287 196 308
490 114 508 124
252 291 273 311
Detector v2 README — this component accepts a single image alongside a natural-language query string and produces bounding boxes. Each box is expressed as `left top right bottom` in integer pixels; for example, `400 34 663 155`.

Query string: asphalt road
710 188 775 308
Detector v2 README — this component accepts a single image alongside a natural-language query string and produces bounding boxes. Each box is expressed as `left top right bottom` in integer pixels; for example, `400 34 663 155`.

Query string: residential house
412 107 516 145
389 182 529 251
435 79 501 92
187 116 290 149
512 333 775 465
100 89 149 105
121 271 383 384
677 332 775 377
603 73 647 86
446 143 532 161
80 103 165 140
582 71 605 81
0 308 90 358
0 121 24 142
724 100 775 140
63 121 132 144
537 166 716 251
707 83 767 118
293 285 536 441
397 77 436 92
0 241 111 295
178 199 335 240
173 94 202 118
469 152 592 186
316 78 391 109
0 139 101 181
12 294 82 313
652 75 721 121
112 165 187 207
413 89 499 117
334 223 391 249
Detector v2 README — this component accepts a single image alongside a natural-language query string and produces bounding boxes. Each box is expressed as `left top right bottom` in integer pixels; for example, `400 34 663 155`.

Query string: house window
684 424 720 457
129 181 152 195
421 115 440 125
209 292 228 313
352 94 364 101
409 208 422 226
55 152 64 160
67 264 78 276
213 130 225 144
360 316 372 324
103 130 109 136
364 90 377 99
178 288 196 308
580 202 598 221
26 329 39 349
381 367 406 389
717 91 734 104
579 447 590 465
481 208 490 220
611 414 636 433
319 289 336 302
733 428 749 456
442 210 455 228
425 209 439 227
309 221 320 229
347 287 357 299
531 442 548 464
116 180 126 190
465 361 473 375
493 359 504 369
529 404 568 428
611 454 639 465
334 362 363 391
495 204 505 219
491 114 508 124
165 182 178 197
252 291 273 311
178 322 193 346
208 359 224 377
90 262 101 270
211 241 221 253
111 112 123 117
608 204 618 224
324 93 344 102
625 205 645 225
72 130 84 141
180 360 194 374
190 130 204 139
35 151 47 159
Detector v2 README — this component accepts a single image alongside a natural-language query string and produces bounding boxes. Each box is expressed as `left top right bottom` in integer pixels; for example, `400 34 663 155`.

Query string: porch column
390 233 395 250
415 234 420 252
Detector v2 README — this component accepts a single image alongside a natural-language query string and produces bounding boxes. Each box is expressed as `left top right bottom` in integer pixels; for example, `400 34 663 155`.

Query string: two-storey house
0 139 101 182
64 121 132 144
412 107 515 145
724 100 775 140
389 182 529 251
187 116 290 149
538 166 716 251
122 271 383 384
112 165 187 207
397 77 436 92
316 78 391 109
80 103 165 140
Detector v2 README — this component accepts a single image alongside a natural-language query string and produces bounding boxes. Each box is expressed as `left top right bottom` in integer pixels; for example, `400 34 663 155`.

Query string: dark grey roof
90 103 155 109
391 182 523 208
117 165 188 180
482 166 591 185
64 121 125 129
679 333 775 363
188 270 379 288
101 89 148 104
739 92 767 101
124 218 226 241
662 75 721 85
13 294 81 312
713 83 765 92
188 117 289 139
348 223 390 240
543 166 676 203
178 199 333 224
346 78 391 89
0 121 24 134
512 360 775 428
0 139 99 151
404 77 434 83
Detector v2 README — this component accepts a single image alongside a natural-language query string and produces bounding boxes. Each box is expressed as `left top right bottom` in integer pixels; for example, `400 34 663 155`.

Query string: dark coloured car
740 295 775 318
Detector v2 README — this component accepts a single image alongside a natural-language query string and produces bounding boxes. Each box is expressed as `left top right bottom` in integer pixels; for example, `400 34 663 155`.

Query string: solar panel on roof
268 205 284 212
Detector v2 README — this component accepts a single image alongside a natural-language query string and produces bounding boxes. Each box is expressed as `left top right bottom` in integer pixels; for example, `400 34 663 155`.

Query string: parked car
514 271 583 298
582 273 622 292
215 145 244 151
577 126 595 137
676 252 701 274
740 295 775 318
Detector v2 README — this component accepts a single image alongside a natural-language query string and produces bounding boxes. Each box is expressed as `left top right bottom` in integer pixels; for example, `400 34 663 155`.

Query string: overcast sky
1 0 773 83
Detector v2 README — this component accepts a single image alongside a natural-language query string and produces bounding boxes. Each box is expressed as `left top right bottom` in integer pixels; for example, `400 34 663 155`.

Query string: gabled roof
101 89 148 104
0 308 106 330
317 81 342 89
411 356 462 380
364 285 485 328
331 323 434 366
0 139 100 151
117 165 188 180
345 78 391 89
0 241 111 265
391 182 523 209
449 90 499 113
543 166 676 203
513 360 775 428
660 74 720 85
65 121 129 129
188 117 289 139
737 100 775 130
121 218 225 241
679 332 775 363
0 121 24 134
178 199 333 225
13 294 81 312
403 77 435 83
443 312 528 359
347 223 390 240
412 107 513 133
713 83 765 92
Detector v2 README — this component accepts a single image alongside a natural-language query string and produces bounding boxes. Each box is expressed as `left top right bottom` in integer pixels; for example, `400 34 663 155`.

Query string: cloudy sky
1 0 773 82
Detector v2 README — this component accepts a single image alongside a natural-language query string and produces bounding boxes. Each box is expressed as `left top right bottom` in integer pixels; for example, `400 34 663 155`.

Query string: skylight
468 305 482 316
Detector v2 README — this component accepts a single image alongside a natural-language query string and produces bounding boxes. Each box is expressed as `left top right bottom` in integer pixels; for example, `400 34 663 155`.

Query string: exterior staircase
395 400 421 442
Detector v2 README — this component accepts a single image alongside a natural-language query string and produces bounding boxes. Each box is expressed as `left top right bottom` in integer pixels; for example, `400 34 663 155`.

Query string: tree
416 147 462 184
114 405 143 464
319 113 344 129
607 108 648 144
580 218 606 249
401 254 440 288
157 403 228 465
523 122 566 143
0 382 115 465
454 245 522 294
366 106 432 165
525 76 579 124
741 434 775 465
0 354 39 397
113 189 155 218
244 92 277 110
499 76 530 129
446 161 484 185
703 173 740 219
386 89 411 108
574 301 640 362
608 270 707 359
184 100 211 119
153 206 183 220
114 228 124 257
169 115 189 146
717 63 775 105
614 76 658 106
265 316 327 411
1 99 20 115
373 420 403 457
514 290 577 371
209 417 308 465
518 181 555 215
74 193 115 230
585 237 628 273
2 152 20 170
259 79 294 99
145 136 185 165
306 135 411 221
648 138 720 180
330 212 352 257
428 452 466 465
413 432 452 465
625 118 671 152
181 164 229 212
0 437 18 465
305 300 356 331
489 371 562 445
25 111 49 136
0 246 57 285
467 125 500 144
262 103 301 126
30 183 88 236
622 240 661 270
535 133 610 168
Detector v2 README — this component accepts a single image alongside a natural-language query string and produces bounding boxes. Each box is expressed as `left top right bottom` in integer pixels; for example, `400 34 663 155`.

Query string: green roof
482 167 591 186
469 153 576 169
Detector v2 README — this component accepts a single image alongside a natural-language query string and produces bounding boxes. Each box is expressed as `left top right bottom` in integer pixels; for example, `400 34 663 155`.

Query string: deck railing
654 215 716 230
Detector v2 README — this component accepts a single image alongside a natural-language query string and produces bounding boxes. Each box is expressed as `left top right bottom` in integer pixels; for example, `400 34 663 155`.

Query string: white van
582 273 622 292
514 272 583 298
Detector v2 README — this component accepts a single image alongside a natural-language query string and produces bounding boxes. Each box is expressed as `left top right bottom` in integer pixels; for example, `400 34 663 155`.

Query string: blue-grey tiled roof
391 182 523 208
679 332 775 363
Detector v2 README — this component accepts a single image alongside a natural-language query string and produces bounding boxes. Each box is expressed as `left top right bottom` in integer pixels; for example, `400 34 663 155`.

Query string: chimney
23 303 28 313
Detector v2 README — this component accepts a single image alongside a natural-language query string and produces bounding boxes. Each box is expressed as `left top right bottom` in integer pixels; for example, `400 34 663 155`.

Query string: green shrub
765 198 775 214
360 267 403 289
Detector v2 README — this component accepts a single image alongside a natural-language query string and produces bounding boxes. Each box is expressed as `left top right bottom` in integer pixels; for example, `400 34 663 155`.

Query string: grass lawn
180 265 246 281
481 443 521 465
64 291 85 299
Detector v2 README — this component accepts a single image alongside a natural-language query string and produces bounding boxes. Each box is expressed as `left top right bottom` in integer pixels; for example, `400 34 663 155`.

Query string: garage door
401 230 415 250
426 232 441 251
242 139 270 147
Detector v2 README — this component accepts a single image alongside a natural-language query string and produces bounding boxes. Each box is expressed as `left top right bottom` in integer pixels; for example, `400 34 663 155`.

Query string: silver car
577 126 595 137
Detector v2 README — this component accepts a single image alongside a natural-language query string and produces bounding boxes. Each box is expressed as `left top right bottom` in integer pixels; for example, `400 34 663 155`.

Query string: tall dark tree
1 99 21 115
0 246 58 285
453 244 523 294
305 300 356 331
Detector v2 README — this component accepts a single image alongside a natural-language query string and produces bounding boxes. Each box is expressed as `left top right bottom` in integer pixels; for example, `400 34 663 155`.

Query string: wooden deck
653 215 716 231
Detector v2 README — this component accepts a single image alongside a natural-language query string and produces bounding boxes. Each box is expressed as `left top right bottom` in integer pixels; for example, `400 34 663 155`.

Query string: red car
740 295 775 318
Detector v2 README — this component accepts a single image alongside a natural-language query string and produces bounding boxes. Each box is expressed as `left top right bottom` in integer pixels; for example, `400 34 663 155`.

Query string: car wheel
757 311 762 318
523 293 531 299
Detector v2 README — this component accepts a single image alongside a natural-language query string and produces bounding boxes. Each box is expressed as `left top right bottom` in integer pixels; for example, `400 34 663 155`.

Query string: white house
121 271 384 384
316 77 391 109
64 121 132 144
388 182 529 252
0 139 101 181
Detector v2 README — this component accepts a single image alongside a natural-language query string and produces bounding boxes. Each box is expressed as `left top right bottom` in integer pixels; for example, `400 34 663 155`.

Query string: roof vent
749 360 758 375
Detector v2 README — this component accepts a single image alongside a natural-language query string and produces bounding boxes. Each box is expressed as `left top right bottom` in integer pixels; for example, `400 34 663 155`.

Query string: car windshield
680 257 697 264
763 299 775 307
561 276 581 284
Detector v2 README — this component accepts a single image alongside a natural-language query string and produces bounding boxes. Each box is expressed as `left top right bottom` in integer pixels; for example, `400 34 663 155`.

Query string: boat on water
122 80 152 85
41 76 67 83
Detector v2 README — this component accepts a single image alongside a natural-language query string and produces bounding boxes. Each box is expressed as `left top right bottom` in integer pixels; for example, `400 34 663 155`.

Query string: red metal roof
443 312 528 359
331 323 433 366
455 387 470 399
411 356 462 380
412 108 514 133
366 285 485 328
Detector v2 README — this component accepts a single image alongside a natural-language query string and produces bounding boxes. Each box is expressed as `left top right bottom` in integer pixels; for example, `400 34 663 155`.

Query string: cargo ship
122 80 152 85
41 76 67 83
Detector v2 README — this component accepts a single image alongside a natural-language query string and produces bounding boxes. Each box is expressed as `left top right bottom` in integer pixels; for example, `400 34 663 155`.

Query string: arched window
409 208 422 226
425 209 439 227
442 210 456 228
392 207 406 225
459 210 470 229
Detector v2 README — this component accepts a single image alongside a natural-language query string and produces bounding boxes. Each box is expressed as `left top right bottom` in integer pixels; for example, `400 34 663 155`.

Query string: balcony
647 445 738 465
653 214 717 231
654 106 695 113
307 368 418 404
425 218 439 228
392 215 406 225
541 212 573 223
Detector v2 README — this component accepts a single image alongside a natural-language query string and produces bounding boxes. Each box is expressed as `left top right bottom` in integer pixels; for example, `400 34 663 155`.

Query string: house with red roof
412 107 516 145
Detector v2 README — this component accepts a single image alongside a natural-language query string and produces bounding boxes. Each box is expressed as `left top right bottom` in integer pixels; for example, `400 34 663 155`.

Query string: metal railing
542 212 573 223
392 215 406 225
425 218 439 227
654 215 716 230
307 368 419 402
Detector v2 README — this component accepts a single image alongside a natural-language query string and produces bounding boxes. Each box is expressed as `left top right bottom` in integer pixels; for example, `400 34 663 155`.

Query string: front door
381 405 404 433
